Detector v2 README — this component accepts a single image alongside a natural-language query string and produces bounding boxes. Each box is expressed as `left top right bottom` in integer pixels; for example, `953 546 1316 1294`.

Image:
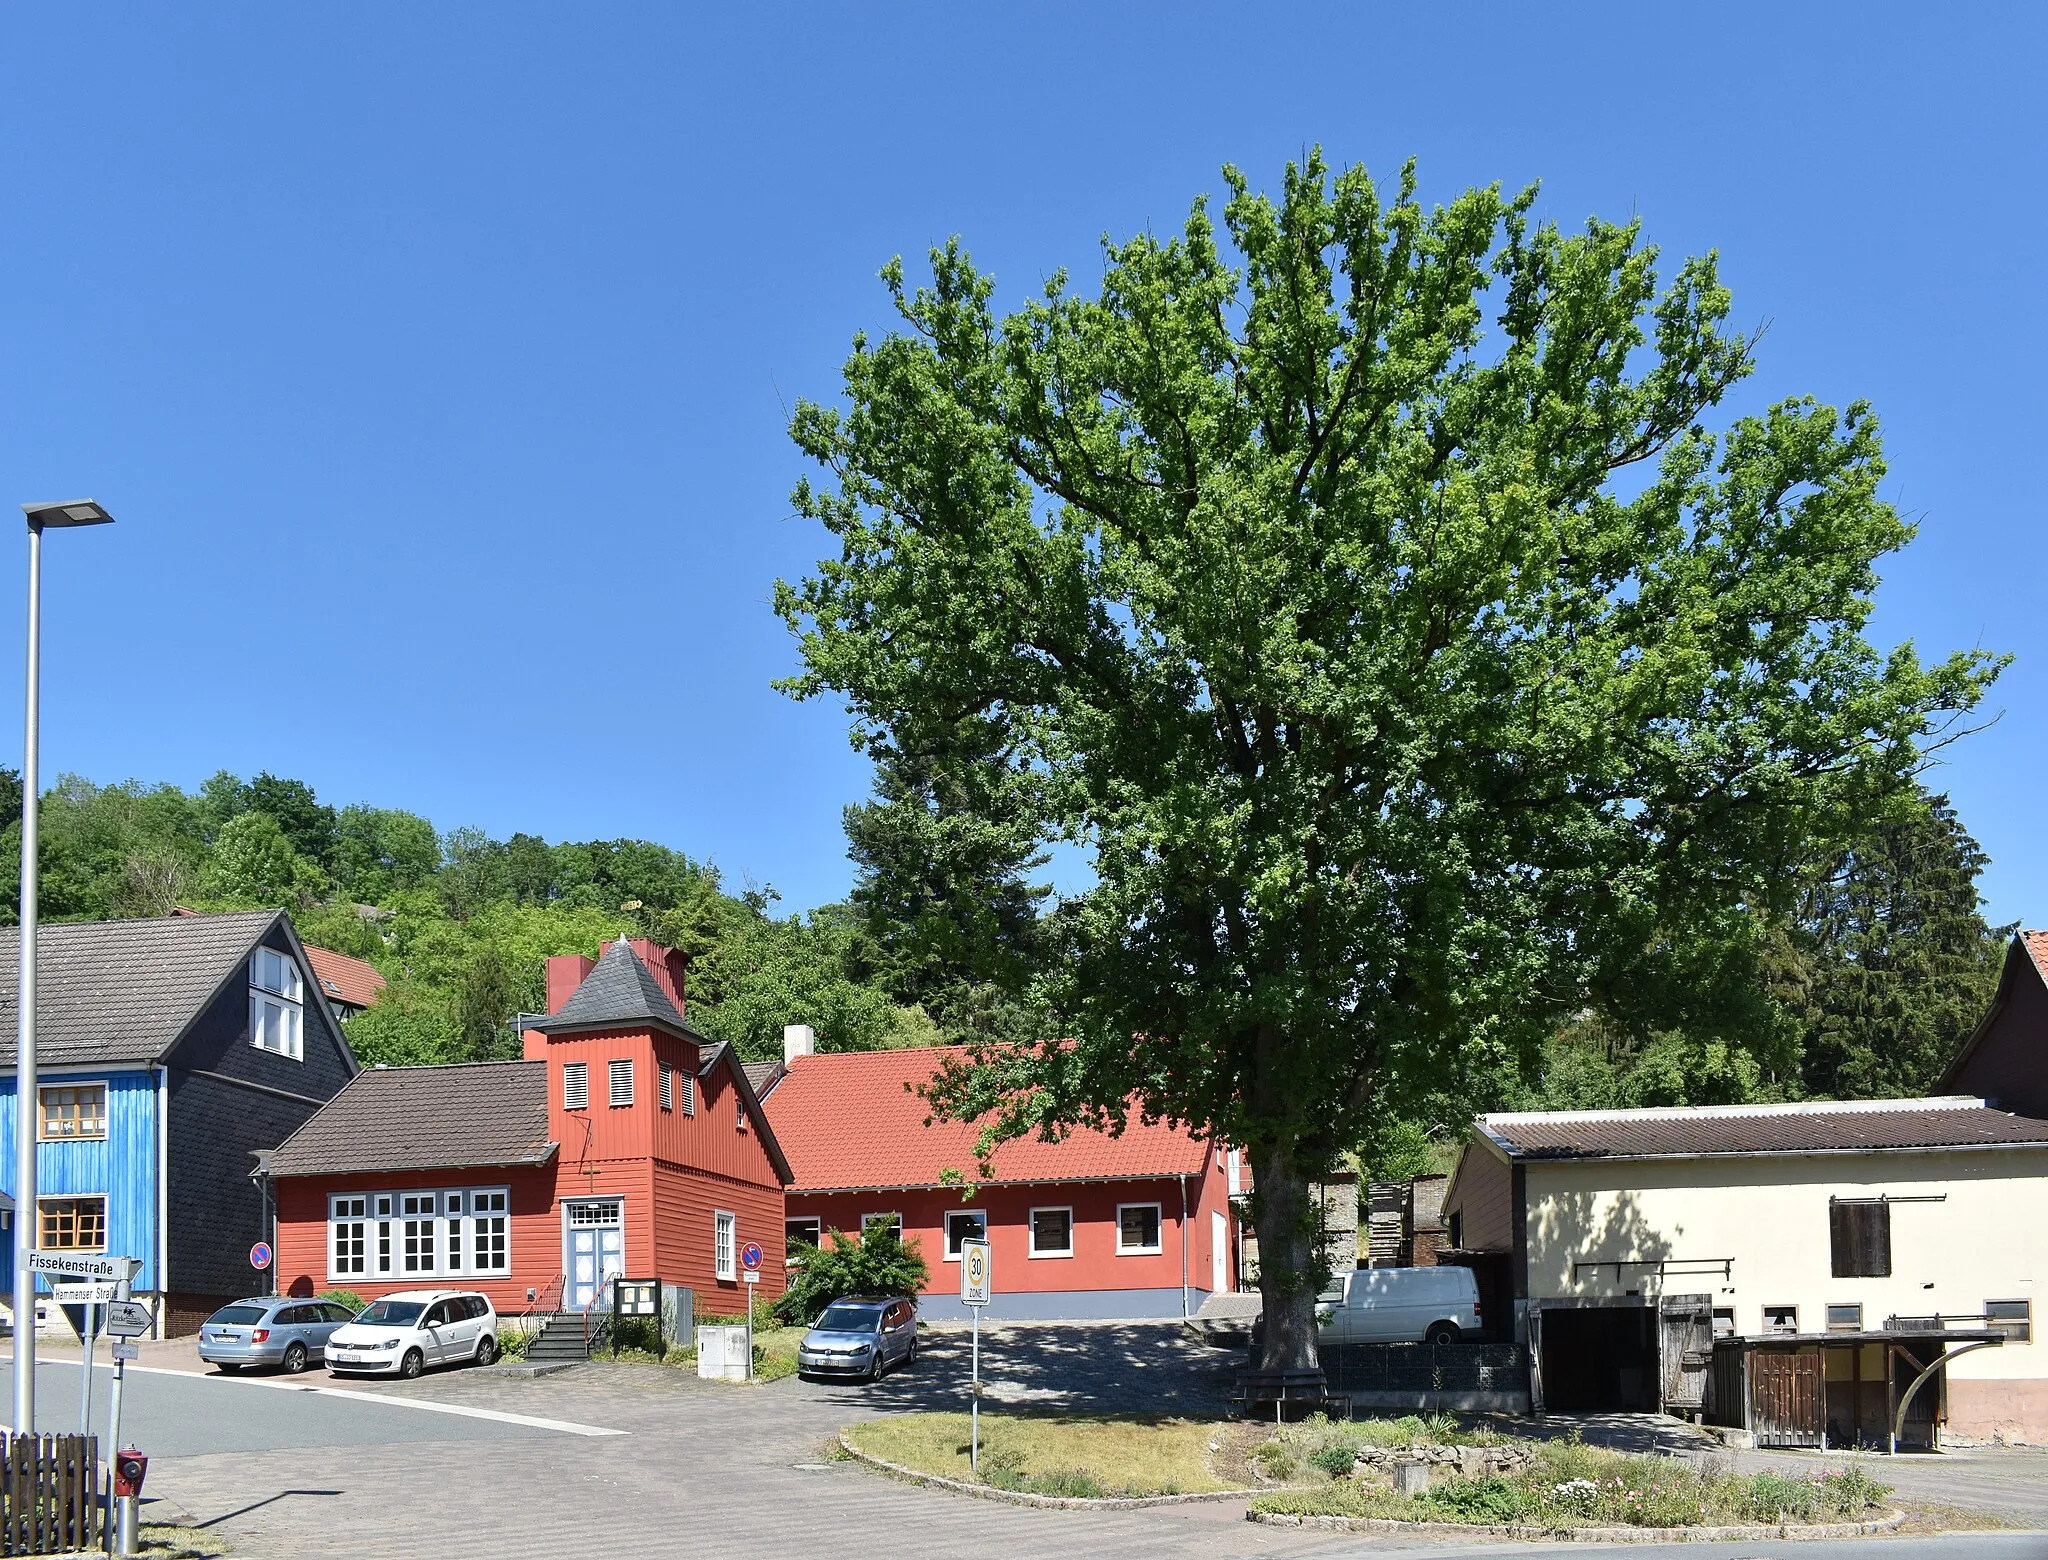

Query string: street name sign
105 1301 153 1338
28 1253 140 1282
961 1238 991 1306
52 1281 118 1304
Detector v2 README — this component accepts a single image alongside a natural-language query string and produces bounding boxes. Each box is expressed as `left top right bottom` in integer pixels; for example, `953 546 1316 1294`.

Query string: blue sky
1 4 2042 921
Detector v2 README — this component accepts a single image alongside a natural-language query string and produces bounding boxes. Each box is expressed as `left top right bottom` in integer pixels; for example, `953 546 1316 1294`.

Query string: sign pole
959 1236 990 1478
971 1306 979 1476
79 1300 95 1443
104 1270 132 1553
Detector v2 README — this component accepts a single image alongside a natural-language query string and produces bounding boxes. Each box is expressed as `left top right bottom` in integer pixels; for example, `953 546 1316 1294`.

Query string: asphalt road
24 1359 613 1455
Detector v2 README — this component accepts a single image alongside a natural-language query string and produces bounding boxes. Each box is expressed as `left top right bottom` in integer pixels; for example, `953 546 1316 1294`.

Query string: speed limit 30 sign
960 1237 991 1306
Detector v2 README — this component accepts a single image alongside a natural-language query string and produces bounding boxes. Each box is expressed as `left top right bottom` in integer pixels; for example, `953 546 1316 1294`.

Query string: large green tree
776 155 2000 1369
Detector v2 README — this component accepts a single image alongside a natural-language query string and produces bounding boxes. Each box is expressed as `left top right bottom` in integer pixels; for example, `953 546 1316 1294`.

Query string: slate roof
304 946 387 1012
0 909 291 1067
266 1060 555 1177
1478 1096 2048 1161
763 1046 1210 1192
533 938 695 1038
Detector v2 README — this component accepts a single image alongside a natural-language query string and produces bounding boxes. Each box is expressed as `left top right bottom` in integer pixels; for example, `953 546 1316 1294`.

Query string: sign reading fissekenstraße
28 1252 140 1282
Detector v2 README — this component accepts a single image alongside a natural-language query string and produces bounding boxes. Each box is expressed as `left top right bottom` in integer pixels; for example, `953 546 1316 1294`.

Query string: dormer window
250 946 304 1061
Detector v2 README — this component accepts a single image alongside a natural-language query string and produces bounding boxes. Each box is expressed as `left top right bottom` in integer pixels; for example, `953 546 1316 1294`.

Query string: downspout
1178 1175 1189 1320
155 1065 169 1339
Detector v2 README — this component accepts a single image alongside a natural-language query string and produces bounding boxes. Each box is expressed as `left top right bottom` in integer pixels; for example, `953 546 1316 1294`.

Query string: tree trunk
1252 1140 1322 1372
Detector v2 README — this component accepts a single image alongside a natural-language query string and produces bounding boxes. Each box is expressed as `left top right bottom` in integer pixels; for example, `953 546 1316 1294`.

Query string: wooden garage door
1751 1348 1822 1447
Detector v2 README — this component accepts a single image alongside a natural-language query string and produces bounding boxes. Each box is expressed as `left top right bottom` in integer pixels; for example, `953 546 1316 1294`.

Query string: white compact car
325 1290 499 1378
1315 1266 1483 1345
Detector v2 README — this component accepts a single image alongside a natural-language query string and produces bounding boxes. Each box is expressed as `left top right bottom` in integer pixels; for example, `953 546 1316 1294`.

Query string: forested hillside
0 769 2007 1122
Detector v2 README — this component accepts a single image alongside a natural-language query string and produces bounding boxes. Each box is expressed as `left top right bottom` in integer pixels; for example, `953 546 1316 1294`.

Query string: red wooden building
760 1039 1239 1320
266 937 792 1315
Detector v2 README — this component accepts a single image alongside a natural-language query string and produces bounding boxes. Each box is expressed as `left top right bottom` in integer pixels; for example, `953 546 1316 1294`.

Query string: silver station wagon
198 1296 357 1374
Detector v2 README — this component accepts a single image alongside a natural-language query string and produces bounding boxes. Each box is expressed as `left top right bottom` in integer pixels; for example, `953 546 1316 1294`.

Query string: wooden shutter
563 1062 588 1111
1829 1200 1892 1278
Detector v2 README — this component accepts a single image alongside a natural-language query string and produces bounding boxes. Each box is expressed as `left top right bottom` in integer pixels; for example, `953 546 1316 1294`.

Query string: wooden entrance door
1751 1348 1823 1447
1659 1294 1714 1412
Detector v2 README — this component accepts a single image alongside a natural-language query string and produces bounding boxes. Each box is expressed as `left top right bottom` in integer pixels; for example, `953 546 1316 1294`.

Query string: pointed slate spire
542 937 689 1034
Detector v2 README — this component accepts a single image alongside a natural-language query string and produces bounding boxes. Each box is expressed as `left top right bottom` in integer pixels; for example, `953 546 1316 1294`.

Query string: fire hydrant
112 1450 147 1556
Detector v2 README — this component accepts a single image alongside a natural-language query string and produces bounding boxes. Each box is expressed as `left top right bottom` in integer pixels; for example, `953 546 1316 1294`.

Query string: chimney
783 1024 815 1065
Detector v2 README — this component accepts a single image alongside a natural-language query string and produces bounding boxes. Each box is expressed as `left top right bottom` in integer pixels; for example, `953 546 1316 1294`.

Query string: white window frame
562 1061 588 1110
861 1212 902 1243
715 1210 737 1282
1763 1304 1799 1335
785 1216 822 1250
736 1091 749 1132
1116 1202 1164 1255
609 1058 634 1108
1987 1299 2032 1343
330 1186 509 1281
1825 1303 1863 1332
249 947 305 1061
38 1194 107 1253
943 1209 987 1261
1029 1206 1074 1258
659 1066 673 1112
38 1080 108 1141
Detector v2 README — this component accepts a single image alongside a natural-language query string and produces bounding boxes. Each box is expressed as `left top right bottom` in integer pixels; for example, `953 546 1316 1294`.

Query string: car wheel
282 1342 309 1374
474 1334 499 1367
400 1348 425 1380
216 1363 241 1375
905 1332 918 1366
1425 1321 1460 1346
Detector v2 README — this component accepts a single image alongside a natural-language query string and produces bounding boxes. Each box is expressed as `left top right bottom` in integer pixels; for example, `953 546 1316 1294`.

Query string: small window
1447 1210 1462 1250
330 1194 368 1276
659 1067 673 1112
737 1092 748 1132
609 1058 634 1107
785 1216 822 1250
714 1210 737 1282
1030 1207 1074 1257
1117 1203 1163 1254
945 1209 987 1259
39 1196 106 1252
563 1062 588 1111
251 946 302 1001
1712 1307 1735 1339
1829 1199 1891 1278
680 1071 695 1115
39 1084 107 1141
862 1213 902 1243
1987 1300 2032 1343
1764 1305 1798 1335
1826 1303 1863 1332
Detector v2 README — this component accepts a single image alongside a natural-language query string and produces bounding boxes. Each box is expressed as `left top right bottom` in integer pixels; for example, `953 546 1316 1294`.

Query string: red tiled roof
762 1046 1210 1192
304 945 388 1011
2022 930 2048 983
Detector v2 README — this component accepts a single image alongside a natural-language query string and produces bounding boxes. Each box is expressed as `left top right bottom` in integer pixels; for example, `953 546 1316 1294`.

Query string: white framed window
1764 1304 1798 1334
1029 1206 1074 1258
562 1062 588 1110
944 1209 987 1260
659 1067 674 1112
609 1058 634 1107
39 1196 106 1252
38 1082 108 1140
1826 1303 1863 1332
568 1199 621 1226
330 1195 368 1276
862 1212 902 1244
249 946 304 1060
715 1210 737 1281
1116 1203 1163 1255
785 1216 822 1250
331 1187 509 1280
736 1092 748 1132
1987 1300 2032 1343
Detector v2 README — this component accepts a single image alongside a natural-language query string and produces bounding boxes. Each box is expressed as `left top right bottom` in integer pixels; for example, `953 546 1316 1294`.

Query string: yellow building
1443 1096 2046 1446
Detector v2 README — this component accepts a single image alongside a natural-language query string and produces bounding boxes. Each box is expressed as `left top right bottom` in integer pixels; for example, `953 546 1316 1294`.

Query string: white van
1315 1265 1481 1344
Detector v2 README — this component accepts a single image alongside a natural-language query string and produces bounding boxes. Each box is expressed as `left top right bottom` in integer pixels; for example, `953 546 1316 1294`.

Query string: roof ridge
1483 1095 1988 1127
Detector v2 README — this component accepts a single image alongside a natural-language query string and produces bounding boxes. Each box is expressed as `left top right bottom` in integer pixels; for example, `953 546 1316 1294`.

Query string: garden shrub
1423 1476 1533 1524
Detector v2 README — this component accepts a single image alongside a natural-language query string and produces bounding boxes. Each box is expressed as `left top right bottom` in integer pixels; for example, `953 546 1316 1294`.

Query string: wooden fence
0 1434 99 1555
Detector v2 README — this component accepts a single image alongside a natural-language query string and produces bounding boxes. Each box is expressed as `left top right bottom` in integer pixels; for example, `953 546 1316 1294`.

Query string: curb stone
1247 1506 1910 1542
836 1433 1260 1510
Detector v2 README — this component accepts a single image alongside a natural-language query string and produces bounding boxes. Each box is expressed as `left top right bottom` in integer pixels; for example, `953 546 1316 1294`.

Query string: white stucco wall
1523 1147 2045 1391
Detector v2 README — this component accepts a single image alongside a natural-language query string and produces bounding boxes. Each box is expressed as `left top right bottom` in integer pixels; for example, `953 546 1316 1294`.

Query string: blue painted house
0 909 357 1334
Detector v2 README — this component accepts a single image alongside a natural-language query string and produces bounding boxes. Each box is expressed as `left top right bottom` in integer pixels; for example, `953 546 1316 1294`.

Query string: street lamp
13 500 114 1434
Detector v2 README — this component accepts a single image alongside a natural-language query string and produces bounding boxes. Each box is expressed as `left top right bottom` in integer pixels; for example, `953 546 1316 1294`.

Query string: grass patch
1250 1440 1894 1530
847 1411 1237 1497
139 1522 233 1557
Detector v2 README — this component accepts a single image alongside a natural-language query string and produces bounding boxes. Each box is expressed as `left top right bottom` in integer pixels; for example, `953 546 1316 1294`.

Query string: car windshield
208 1305 269 1325
355 1300 427 1326
814 1304 883 1332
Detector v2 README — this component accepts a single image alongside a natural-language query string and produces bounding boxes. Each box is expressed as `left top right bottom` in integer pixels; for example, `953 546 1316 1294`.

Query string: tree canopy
777 154 2002 1367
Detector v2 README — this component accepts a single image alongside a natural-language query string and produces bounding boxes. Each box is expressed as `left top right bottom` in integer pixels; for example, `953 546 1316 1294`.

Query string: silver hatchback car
198 1297 356 1374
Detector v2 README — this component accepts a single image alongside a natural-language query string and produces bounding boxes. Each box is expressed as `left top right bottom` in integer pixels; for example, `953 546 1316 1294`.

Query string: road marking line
84 1362 626 1437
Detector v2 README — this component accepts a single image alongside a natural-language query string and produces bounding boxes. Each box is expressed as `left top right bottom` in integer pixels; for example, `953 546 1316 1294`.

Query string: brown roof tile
304 945 387 1011
1480 1097 2048 1161
267 1060 554 1177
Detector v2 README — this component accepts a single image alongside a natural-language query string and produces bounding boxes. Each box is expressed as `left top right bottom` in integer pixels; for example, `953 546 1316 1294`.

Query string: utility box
696 1325 749 1381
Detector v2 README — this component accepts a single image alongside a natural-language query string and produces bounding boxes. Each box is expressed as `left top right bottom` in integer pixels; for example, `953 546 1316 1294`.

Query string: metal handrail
524 1273 567 1337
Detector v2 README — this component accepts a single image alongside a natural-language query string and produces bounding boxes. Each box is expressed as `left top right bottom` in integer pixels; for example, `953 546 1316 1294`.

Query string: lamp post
13 500 114 1435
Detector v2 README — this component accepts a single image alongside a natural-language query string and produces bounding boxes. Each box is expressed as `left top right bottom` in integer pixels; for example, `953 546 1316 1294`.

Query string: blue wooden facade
0 1068 162 1296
